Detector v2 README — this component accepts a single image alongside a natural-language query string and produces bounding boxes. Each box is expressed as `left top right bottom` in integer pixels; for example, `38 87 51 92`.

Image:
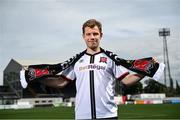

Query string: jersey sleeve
61 66 76 81
113 63 129 81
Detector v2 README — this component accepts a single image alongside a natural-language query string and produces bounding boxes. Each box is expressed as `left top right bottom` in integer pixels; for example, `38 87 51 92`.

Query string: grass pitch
0 104 180 119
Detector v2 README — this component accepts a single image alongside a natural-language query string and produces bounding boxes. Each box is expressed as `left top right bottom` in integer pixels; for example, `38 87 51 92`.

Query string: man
20 19 164 119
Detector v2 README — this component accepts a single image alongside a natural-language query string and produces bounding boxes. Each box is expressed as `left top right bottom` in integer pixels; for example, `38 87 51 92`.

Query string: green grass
119 104 180 119
0 104 180 119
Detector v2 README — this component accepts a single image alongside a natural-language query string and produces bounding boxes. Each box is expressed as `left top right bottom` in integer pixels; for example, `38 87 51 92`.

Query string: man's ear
82 34 85 39
100 32 103 38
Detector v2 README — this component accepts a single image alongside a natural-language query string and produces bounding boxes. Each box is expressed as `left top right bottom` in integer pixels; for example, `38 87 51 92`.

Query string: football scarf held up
20 48 165 88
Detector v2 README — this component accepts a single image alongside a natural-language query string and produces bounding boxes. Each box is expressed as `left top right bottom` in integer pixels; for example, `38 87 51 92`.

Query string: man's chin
89 46 99 50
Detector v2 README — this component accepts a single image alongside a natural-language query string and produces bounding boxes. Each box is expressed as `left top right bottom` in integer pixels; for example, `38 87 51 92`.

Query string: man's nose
90 34 95 39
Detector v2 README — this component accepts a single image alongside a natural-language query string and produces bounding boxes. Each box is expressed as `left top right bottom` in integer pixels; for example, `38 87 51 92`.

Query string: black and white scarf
26 48 165 81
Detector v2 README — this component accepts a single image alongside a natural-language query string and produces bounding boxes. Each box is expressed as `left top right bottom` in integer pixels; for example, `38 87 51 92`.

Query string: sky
0 0 180 87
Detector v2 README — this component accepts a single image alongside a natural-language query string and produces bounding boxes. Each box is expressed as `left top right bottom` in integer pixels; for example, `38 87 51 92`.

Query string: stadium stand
0 86 19 105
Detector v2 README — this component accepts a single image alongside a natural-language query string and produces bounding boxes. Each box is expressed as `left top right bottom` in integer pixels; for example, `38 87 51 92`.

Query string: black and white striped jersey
61 48 129 119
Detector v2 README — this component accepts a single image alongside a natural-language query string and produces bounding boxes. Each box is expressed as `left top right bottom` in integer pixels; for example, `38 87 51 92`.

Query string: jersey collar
85 47 105 56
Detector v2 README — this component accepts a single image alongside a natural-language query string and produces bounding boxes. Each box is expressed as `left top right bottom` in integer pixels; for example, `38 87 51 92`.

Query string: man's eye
93 33 99 36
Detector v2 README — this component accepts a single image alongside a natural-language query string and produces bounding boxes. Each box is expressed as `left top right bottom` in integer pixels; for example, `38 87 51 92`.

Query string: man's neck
86 47 101 55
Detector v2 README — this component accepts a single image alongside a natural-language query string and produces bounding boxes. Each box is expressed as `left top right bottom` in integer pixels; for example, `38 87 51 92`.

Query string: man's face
83 26 102 50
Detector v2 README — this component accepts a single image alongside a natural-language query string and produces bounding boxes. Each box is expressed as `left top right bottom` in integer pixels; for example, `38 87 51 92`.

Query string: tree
115 81 143 95
123 82 143 95
176 80 180 96
144 79 167 93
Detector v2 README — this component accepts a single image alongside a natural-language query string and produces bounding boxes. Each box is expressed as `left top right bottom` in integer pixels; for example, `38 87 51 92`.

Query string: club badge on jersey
99 57 107 63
